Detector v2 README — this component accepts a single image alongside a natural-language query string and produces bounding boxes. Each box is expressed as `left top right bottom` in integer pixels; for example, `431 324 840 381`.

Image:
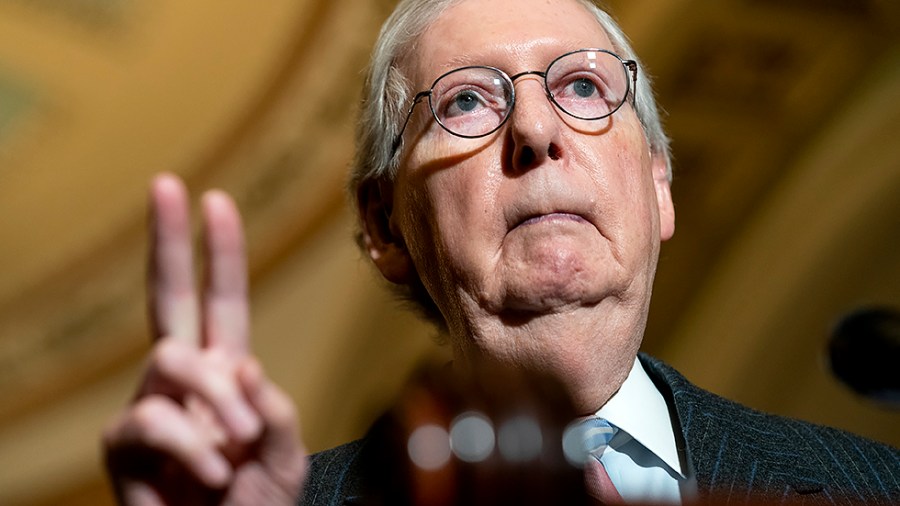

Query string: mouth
516 212 589 228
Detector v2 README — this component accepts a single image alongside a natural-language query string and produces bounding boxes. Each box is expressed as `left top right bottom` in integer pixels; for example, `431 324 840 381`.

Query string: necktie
564 417 623 504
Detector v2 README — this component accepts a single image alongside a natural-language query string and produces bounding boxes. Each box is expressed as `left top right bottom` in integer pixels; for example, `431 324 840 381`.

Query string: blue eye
454 91 479 112
572 78 596 98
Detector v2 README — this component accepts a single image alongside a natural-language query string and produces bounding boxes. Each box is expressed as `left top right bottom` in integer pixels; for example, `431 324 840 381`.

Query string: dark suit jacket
299 354 900 505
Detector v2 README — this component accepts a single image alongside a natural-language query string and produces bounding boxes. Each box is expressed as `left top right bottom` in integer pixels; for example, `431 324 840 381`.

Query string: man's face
369 0 674 355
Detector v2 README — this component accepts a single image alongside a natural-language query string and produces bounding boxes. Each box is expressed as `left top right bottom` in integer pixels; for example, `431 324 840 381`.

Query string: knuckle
152 338 186 370
202 370 234 403
130 395 175 430
103 397 179 453
204 346 234 369
122 398 209 455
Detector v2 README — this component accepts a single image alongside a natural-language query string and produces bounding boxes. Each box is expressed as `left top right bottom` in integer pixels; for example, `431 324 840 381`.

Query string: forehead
411 0 612 86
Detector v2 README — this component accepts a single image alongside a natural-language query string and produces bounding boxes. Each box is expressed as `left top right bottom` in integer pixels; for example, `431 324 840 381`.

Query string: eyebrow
442 54 479 69
436 39 608 73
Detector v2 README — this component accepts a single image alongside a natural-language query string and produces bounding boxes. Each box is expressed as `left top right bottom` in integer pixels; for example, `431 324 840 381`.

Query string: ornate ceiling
0 0 897 504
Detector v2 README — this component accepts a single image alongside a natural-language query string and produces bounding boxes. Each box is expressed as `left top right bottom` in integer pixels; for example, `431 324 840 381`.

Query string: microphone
827 306 900 408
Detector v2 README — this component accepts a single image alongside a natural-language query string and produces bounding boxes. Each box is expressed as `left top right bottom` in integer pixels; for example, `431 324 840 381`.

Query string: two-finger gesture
103 174 307 505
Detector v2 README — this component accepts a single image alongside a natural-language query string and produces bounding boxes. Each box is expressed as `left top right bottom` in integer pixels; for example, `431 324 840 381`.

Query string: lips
517 212 589 228
503 181 600 234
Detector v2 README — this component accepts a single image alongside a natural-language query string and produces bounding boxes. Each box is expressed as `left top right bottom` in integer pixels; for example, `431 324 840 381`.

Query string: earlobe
357 179 415 284
651 155 675 241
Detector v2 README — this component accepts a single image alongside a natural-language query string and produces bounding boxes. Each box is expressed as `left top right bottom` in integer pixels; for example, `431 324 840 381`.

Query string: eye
545 51 630 119
571 78 597 98
554 73 606 101
430 67 512 136
439 87 497 119
454 90 480 113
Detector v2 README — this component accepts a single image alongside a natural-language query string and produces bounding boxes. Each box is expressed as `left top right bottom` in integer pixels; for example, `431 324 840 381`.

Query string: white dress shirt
593 357 694 504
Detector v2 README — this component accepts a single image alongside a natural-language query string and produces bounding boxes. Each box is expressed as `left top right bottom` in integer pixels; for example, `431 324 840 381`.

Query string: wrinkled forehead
405 0 613 90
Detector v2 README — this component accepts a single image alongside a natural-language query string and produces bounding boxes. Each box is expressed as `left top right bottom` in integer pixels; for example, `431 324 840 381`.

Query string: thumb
238 358 308 491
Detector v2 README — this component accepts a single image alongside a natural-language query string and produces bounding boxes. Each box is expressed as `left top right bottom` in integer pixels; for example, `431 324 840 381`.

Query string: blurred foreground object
828 306 900 408
360 362 594 506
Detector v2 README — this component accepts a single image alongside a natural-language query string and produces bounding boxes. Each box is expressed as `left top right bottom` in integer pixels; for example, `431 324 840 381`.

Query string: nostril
517 145 536 168
548 143 562 161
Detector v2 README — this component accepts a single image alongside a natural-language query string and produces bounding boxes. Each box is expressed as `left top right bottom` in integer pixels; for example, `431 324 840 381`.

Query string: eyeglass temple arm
624 60 637 102
391 91 432 155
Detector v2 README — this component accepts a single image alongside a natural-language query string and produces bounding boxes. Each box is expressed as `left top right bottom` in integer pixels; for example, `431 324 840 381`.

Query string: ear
652 154 675 241
357 179 415 284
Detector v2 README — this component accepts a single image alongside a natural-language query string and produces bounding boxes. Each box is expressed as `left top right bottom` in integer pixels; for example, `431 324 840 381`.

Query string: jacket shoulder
299 439 366 506
639 354 900 503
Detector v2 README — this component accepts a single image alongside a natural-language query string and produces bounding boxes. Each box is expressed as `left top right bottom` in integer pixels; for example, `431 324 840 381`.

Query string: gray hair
350 0 672 327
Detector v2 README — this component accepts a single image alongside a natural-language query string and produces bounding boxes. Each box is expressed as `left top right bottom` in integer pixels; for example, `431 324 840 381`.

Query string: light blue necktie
563 416 618 465
564 417 622 503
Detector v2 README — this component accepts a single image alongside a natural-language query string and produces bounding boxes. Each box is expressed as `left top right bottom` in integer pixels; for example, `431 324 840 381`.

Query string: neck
446 297 645 414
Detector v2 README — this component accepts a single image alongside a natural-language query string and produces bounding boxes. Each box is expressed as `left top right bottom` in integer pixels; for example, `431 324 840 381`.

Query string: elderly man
103 0 900 504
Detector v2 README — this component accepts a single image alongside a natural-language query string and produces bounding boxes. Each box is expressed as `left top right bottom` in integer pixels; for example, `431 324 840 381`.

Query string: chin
502 285 604 316
501 274 608 314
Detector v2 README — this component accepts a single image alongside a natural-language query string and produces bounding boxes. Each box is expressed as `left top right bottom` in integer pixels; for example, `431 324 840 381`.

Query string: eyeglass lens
428 50 630 138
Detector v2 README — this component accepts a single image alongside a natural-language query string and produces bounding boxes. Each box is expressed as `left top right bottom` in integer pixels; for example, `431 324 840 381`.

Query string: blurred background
0 0 898 504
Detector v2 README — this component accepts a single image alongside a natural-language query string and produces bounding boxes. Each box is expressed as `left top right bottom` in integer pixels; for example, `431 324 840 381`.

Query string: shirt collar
595 357 685 478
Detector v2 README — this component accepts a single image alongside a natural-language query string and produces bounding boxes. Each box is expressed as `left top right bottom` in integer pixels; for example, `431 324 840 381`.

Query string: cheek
426 169 495 246
582 120 659 248
413 144 504 227
391 175 434 257
393 171 471 264
580 131 650 203
605 121 654 201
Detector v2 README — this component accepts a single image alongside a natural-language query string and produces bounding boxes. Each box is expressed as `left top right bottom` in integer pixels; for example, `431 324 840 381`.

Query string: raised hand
103 174 307 505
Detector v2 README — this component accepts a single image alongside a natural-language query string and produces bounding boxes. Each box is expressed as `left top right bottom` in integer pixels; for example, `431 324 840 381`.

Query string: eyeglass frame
391 48 638 156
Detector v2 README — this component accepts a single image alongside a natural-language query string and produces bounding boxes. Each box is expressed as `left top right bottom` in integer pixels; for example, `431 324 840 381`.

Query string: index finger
148 173 201 344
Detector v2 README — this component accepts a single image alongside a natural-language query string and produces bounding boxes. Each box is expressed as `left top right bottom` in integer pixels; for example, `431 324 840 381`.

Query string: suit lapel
638 354 828 503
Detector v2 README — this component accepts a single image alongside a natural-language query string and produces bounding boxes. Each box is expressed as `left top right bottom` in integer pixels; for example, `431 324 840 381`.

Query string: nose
507 76 563 173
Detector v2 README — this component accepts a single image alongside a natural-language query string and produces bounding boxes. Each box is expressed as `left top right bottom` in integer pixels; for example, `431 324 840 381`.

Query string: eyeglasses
392 48 637 154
